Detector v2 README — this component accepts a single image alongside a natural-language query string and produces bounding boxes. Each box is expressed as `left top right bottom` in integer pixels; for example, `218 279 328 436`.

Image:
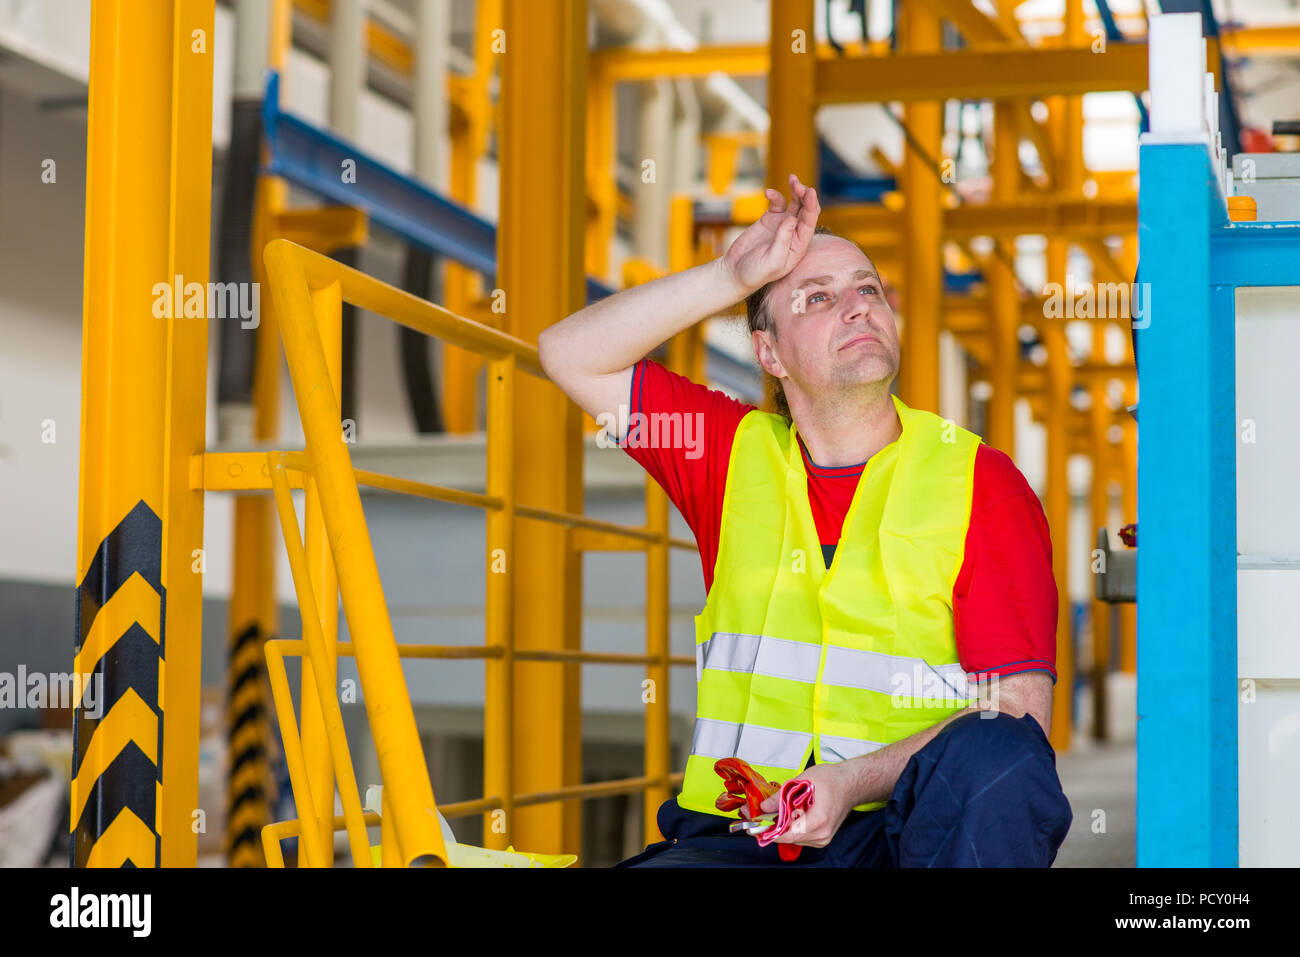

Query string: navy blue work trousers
613 710 1073 868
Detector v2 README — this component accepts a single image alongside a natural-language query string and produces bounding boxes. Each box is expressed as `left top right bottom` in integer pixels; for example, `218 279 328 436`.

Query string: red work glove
754 778 815 861
714 757 779 820
713 758 812 862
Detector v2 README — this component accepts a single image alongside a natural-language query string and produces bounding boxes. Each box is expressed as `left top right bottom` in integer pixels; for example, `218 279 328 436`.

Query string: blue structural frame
1137 141 1300 866
260 70 765 400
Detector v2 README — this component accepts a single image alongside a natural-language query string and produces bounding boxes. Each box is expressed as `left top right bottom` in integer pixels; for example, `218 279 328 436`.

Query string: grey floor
1053 736 1137 867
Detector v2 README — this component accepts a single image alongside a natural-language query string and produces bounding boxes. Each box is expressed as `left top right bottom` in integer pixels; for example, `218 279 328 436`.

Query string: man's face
753 235 901 405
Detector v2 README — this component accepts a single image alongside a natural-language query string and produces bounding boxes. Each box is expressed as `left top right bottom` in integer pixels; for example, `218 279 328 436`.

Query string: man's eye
860 284 880 295
808 292 827 303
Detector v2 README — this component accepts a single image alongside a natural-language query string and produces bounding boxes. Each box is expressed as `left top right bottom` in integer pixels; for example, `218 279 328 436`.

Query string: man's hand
721 173 822 293
756 761 856 850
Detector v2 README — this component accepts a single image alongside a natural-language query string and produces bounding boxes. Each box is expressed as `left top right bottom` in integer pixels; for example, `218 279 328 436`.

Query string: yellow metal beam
1222 24 1300 57
922 0 1020 44
589 44 769 81
816 43 1154 103
945 196 1136 239
815 196 1137 243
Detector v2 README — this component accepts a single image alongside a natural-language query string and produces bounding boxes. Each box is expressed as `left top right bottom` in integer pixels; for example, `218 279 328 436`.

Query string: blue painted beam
262 71 615 307
1211 221 1300 287
262 72 496 274
261 70 759 397
1136 141 1237 866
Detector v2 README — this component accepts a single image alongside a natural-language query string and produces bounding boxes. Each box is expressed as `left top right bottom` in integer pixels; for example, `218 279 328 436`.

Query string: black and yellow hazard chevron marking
72 500 164 868
225 622 274 867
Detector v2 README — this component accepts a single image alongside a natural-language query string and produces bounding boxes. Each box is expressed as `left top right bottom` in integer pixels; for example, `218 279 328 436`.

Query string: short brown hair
744 225 870 423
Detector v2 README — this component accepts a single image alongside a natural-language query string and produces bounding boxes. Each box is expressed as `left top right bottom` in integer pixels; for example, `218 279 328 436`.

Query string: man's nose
840 297 870 324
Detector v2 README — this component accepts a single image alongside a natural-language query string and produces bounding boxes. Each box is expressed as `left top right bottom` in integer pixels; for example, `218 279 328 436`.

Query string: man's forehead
786 243 879 287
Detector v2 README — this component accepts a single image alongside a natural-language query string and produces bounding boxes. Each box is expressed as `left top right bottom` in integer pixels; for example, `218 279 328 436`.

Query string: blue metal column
1136 142 1237 866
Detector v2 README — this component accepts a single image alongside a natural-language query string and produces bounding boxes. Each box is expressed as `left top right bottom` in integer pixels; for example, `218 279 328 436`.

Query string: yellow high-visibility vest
678 393 982 816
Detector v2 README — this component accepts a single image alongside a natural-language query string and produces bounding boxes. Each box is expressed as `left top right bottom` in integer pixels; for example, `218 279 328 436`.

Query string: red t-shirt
615 358 1058 683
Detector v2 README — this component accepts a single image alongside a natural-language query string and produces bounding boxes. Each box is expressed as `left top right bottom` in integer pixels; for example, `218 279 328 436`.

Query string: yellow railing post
268 456 372 866
380 785 400 867
643 481 672 844
263 640 330 867
264 239 449 866
253 237 710 864
300 279 343 861
483 354 517 850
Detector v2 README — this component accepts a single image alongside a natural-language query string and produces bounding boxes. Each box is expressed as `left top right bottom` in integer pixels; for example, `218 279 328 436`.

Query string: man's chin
836 359 896 387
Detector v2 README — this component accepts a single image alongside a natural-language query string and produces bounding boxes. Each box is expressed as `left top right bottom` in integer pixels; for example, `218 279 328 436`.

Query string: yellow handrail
258 238 698 866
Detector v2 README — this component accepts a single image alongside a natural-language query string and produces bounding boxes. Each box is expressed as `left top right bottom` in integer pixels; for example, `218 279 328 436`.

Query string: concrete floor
1053 735 1137 867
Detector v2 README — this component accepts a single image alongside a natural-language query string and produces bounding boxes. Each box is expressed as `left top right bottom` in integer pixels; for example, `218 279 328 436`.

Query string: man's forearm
834 706 984 807
537 256 749 378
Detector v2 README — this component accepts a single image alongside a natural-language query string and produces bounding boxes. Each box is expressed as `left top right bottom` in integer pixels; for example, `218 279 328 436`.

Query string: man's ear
751 328 786 379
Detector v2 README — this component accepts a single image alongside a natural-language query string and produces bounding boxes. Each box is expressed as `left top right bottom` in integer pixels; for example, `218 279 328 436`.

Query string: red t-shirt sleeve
613 358 754 591
953 444 1059 684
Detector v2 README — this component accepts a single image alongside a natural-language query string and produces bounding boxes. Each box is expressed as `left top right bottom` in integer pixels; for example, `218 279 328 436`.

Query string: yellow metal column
898 0 943 411
637 195 696 843
226 0 291 868
1043 300 1074 753
1088 332 1112 741
1054 0 1109 742
73 0 214 867
987 101 1020 454
767 0 817 192
497 0 587 855
586 61 616 282
1119 377 1137 673
1043 76 1075 752
443 0 501 433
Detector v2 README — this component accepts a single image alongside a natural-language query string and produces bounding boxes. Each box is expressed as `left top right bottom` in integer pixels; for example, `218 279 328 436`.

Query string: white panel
1235 286 1300 560
1239 682 1300 866
1238 569 1300 678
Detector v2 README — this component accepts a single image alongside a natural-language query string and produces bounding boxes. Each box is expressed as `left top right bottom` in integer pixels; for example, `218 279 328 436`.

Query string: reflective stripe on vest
691 717 887 766
697 631 973 699
678 393 982 817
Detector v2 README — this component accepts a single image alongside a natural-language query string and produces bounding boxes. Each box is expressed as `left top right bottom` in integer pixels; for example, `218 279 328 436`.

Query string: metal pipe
263 641 330 867
268 455 374 867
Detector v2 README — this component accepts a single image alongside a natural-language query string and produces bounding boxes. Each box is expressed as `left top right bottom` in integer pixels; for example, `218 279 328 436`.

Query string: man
537 173 1073 867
